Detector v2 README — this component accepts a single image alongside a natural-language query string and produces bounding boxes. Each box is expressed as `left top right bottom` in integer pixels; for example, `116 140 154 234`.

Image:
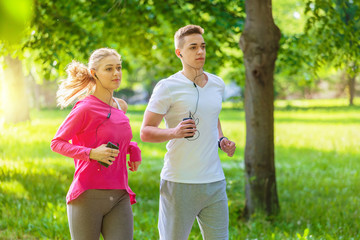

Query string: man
140 25 236 240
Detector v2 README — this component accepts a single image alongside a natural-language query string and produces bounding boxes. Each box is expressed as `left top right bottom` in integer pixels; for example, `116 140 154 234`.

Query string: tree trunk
239 0 280 219
2 55 30 123
348 74 355 106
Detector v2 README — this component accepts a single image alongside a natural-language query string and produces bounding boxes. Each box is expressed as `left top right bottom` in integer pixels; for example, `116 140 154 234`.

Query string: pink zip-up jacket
50 95 141 204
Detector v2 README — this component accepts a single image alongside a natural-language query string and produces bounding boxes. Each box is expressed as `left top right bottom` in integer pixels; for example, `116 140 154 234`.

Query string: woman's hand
89 144 119 166
128 161 141 172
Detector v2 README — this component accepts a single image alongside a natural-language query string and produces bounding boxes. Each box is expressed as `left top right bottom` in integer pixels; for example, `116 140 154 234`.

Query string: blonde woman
51 48 141 240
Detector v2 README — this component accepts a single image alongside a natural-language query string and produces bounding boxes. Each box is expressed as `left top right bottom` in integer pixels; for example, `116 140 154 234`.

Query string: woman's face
95 55 122 90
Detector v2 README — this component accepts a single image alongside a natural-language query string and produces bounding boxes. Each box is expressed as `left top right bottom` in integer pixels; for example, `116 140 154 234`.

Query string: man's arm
217 118 236 157
217 118 225 139
140 110 196 143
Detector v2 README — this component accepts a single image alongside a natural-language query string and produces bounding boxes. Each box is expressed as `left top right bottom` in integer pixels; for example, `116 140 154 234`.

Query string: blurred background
0 0 358 123
0 0 359 239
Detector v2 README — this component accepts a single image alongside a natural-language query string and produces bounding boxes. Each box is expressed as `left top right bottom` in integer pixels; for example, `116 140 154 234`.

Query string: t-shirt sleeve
50 103 92 161
146 80 172 115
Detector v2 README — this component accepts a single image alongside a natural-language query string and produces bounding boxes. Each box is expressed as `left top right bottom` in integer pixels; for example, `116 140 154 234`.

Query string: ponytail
57 48 121 108
56 60 95 108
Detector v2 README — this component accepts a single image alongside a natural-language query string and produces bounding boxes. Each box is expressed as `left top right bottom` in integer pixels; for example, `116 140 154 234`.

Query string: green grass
0 98 359 239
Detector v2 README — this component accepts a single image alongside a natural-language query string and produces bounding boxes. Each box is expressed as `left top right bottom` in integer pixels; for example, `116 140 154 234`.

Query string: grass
0 98 359 239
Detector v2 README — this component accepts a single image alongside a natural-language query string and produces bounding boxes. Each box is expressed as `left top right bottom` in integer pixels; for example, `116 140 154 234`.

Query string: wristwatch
218 136 228 149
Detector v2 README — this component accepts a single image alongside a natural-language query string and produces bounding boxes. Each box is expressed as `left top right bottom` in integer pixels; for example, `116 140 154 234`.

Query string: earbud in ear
94 74 98 79
180 54 183 57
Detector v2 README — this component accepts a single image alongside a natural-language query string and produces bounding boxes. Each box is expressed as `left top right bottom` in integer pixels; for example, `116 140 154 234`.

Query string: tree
17 0 245 109
239 0 280 218
0 0 33 123
1 0 245 122
1 55 30 123
25 0 244 82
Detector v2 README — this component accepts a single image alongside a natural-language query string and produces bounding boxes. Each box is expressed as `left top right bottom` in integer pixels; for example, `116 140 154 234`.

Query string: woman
51 48 141 240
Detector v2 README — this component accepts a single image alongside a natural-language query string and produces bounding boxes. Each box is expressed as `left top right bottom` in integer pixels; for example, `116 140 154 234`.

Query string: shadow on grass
275 104 360 112
0 161 72 239
2 104 360 239
274 116 360 124
1 142 359 239
227 145 360 239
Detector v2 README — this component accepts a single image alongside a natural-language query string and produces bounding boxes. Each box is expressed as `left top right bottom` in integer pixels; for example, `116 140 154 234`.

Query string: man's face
180 33 206 68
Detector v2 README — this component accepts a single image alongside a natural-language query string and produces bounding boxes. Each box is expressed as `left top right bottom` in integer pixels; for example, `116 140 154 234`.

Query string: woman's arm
50 105 92 161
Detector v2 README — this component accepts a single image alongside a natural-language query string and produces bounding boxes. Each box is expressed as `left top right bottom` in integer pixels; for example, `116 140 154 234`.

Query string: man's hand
220 138 236 157
172 118 197 139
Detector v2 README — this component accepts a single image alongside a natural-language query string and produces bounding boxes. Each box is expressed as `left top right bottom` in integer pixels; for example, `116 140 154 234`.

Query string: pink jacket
50 95 141 204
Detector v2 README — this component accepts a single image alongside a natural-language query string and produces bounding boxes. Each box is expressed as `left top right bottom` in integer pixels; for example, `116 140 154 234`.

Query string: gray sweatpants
158 179 229 240
67 189 133 240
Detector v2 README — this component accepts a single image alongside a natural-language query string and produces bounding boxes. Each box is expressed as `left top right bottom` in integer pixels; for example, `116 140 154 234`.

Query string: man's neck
182 66 205 83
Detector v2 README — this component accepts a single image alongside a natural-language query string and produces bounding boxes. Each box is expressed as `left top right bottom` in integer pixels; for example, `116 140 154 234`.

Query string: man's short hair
174 25 204 49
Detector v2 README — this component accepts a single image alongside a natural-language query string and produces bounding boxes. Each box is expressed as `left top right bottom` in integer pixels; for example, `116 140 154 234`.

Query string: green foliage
273 0 360 99
23 0 245 88
3 1 358 100
271 1 317 99
304 0 360 76
273 0 306 35
1 99 360 239
275 33 316 98
0 0 34 61
0 0 33 44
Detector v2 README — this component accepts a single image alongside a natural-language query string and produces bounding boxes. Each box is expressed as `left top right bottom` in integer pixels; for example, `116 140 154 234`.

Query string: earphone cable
94 75 113 144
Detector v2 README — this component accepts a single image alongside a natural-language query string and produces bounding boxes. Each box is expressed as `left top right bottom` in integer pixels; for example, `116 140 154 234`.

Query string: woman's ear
90 69 97 79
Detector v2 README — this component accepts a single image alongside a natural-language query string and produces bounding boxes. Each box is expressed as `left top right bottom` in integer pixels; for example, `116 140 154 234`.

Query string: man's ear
175 49 181 58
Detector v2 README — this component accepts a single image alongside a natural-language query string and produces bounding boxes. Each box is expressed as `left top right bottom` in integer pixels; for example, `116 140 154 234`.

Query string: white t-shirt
146 71 226 183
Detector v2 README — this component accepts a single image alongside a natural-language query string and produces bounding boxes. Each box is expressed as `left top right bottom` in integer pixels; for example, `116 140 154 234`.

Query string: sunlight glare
293 11 301 19
0 180 29 199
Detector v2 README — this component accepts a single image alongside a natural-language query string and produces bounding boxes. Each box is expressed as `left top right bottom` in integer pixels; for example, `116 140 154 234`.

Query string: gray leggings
67 189 133 240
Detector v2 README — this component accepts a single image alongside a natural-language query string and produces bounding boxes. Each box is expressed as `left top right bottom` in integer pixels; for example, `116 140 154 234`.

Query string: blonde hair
57 48 121 108
174 25 204 49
